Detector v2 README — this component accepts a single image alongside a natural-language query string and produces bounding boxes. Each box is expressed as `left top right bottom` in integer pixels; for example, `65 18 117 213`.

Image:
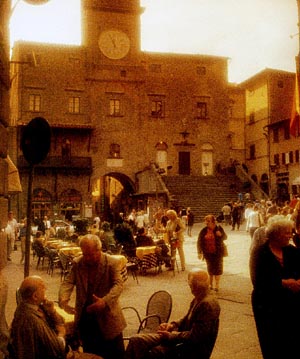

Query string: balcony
18 156 92 175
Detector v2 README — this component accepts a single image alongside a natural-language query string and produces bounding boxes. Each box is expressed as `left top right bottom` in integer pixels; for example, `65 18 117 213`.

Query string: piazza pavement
3 222 263 359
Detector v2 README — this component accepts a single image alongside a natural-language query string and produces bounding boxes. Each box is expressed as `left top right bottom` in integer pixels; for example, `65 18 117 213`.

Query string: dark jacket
170 294 220 359
197 225 227 258
250 241 300 358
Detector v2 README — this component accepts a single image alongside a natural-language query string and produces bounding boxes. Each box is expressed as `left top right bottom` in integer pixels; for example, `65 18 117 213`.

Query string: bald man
59 234 126 359
125 270 220 359
8 275 66 359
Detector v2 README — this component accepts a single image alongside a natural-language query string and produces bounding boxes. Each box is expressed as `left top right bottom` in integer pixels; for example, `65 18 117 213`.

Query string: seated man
8 275 66 359
8 275 102 359
135 227 155 247
125 269 220 359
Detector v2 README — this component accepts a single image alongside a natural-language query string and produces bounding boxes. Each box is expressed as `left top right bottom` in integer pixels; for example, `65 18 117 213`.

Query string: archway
32 188 52 220
201 143 213 175
260 173 269 195
93 172 135 225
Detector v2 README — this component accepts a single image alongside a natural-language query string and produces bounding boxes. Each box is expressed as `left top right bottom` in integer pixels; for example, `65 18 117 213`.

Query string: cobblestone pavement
3 222 263 359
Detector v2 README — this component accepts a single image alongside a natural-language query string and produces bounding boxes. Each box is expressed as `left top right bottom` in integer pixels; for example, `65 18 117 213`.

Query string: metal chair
44 247 61 276
58 251 73 281
32 240 46 269
122 290 172 340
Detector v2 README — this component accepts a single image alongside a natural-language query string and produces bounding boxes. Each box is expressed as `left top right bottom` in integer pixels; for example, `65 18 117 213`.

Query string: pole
297 0 300 55
24 164 34 278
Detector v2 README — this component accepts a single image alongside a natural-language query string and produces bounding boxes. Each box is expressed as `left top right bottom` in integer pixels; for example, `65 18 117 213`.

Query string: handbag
170 237 179 248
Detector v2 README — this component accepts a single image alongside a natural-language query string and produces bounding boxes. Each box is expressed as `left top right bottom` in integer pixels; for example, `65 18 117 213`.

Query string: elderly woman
250 216 300 359
165 209 186 271
197 214 227 292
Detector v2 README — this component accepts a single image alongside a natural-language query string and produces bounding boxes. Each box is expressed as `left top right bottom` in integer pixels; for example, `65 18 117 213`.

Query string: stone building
10 0 244 222
241 69 296 204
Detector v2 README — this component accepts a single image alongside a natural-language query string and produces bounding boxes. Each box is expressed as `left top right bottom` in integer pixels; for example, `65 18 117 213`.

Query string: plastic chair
122 290 172 340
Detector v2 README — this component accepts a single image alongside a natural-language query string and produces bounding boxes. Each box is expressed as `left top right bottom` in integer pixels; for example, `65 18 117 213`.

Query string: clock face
98 30 130 60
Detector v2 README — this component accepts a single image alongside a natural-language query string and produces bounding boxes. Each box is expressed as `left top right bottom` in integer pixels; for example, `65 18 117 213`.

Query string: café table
58 246 82 257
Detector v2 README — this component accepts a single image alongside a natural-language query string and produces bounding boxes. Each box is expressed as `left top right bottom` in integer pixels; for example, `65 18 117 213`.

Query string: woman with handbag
197 214 227 292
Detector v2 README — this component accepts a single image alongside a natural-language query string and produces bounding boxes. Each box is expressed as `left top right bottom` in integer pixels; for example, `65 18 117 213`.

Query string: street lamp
11 0 50 17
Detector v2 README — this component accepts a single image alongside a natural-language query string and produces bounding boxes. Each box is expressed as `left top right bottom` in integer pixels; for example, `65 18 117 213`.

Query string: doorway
178 152 190 175
201 144 213 175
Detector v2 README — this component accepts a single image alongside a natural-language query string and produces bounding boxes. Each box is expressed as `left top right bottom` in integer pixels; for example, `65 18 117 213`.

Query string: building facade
10 0 243 222
242 69 297 204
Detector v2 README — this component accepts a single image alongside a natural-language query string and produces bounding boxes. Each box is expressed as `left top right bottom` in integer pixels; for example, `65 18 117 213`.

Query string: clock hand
109 34 116 48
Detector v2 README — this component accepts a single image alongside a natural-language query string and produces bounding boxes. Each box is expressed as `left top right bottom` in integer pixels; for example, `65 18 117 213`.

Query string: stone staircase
163 175 243 223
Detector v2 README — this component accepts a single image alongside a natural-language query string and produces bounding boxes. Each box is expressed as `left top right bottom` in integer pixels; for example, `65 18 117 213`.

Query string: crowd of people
4 194 300 358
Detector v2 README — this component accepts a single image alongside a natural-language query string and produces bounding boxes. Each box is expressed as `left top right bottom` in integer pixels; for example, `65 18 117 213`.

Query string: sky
9 0 299 83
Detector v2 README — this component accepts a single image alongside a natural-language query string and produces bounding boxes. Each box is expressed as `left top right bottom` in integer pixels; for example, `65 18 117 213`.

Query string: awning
5 155 22 194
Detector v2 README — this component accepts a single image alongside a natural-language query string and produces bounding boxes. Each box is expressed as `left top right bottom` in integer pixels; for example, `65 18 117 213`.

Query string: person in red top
197 215 227 292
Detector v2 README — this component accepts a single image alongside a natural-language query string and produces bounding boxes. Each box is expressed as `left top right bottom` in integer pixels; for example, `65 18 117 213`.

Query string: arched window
201 143 213 176
155 141 168 174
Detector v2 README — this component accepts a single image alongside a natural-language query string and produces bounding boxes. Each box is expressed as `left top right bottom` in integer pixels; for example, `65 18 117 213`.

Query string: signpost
21 117 51 277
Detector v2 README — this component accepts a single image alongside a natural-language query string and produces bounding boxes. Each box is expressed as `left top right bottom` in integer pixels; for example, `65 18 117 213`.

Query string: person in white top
7 211 19 257
135 211 145 230
244 203 254 232
248 205 263 239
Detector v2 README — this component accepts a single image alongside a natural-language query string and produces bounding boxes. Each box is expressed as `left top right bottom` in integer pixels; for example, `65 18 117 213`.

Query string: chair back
144 290 172 331
32 240 45 257
58 251 73 280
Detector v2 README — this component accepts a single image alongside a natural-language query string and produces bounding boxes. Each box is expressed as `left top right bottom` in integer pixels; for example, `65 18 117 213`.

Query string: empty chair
122 290 172 340
58 251 73 281
126 260 139 284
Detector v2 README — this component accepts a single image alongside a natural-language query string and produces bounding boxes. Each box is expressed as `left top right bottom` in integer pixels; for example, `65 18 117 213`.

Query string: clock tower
81 0 143 63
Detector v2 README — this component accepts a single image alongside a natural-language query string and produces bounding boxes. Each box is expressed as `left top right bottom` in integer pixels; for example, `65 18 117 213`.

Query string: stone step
163 175 243 222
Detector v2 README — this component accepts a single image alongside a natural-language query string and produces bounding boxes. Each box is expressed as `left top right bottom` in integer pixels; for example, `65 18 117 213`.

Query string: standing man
43 216 51 240
59 234 126 359
186 207 195 236
7 211 19 258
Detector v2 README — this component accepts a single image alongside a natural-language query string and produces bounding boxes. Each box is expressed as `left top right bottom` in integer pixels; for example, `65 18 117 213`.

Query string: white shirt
248 211 261 228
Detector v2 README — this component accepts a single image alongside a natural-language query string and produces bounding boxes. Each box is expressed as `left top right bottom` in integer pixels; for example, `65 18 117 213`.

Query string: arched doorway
92 173 135 225
155 141 168 174
201 143 213 175
277 183 289 206
32 188 52 220
260 173 269 195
